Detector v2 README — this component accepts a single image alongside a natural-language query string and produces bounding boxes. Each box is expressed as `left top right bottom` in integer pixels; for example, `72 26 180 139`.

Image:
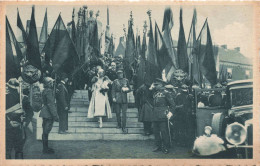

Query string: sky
6 4 254 58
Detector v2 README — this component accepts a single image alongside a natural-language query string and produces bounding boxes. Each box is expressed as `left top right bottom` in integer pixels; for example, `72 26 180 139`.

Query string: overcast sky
6 5 254 58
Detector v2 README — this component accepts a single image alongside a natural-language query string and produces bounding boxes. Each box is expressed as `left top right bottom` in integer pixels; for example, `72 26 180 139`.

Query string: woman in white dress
87 68 112 128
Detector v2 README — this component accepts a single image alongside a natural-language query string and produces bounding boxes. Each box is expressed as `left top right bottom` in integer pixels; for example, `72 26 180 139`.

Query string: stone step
38 127 144 134
69 112 138 118
67 116 139 122
52 121 143 128
47 133 154 141
69 107 138 113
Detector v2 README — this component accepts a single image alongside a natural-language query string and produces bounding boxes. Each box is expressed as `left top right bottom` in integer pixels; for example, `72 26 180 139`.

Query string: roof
218 47 252 65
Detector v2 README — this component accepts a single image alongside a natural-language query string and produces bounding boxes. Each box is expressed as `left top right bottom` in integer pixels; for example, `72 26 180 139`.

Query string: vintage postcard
0 1 259 165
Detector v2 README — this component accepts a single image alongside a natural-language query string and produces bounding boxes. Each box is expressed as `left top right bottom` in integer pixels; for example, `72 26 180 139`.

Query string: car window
231 87 253 107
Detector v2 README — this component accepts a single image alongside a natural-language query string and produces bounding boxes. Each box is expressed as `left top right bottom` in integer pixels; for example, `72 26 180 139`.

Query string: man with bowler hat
56 73 69 134
112 69 131 134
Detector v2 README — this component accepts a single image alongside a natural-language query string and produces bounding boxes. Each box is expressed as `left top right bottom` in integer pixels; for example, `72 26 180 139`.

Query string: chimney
221 45 227 49
234 47 240 52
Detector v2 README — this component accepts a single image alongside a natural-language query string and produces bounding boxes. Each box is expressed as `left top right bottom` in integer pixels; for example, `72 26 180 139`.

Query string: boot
15 152 23 159
42 134 54 154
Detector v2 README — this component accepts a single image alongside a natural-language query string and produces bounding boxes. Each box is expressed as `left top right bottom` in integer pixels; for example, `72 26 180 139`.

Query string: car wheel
212 113 225 136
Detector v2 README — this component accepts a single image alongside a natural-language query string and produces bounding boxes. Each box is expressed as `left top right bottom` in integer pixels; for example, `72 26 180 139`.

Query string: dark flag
124 12 135 80
71 17 76 44
39 8 48 53
145 11 161 85
125 12 135 65
17 8 27 43
162 7 178 69
52 34 78 75
141 21 147 60
197 19 217 86
26 6 42 70
42 15 68 63
6 16 22 81
136 33 141 58
187 9 200 84
177 8 189 73
155 22 172 72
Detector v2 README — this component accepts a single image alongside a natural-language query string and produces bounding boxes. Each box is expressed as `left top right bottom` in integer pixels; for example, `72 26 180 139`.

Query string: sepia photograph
2 1 258 164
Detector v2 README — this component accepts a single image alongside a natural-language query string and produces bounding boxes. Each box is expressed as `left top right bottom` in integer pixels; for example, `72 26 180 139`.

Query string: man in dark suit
56 73 69 134
112 69 131 133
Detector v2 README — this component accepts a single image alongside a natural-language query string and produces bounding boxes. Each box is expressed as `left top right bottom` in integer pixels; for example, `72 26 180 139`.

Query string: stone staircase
36 90 154 140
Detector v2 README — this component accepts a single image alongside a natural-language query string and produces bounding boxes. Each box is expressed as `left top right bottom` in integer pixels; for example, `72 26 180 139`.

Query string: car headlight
225 122 247 145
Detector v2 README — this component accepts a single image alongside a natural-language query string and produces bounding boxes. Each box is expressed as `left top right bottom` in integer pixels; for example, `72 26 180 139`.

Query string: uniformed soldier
6 78 26 159
149 79 175 154
112 69 131 133
149 78 176 154
105 62 118 107
56 73 69 134
40 77 59 154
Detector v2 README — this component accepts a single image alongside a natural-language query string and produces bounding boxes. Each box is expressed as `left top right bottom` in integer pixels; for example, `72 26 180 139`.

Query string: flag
162 7 178 70
52 34 78 75
51 17 79 75
145 15 160 85
17 8 27 43
136 34 141 58
141 29 147 60
125 16 135 65
42 15 68 63
155 22 172 72
39 9 48 53
197 19 217 86
26 6 41 70
6 16 22 81
177 8 189 73
187 9 199 84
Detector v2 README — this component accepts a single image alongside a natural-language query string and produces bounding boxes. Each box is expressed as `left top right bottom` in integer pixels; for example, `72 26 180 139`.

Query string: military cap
43 77 54 85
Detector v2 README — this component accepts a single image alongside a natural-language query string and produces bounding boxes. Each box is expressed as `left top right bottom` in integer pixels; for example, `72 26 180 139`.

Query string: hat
43 77 54 85
204 126 212 131
60 73 68 80
6 78 19 89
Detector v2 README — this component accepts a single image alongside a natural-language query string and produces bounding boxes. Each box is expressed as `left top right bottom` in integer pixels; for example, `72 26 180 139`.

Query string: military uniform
6 88 25 159
105 68 117 107
135 84 153 135
40 86 59 153
56 81 69 133
173 86 194 147
112 75 131 131
152 87 176 153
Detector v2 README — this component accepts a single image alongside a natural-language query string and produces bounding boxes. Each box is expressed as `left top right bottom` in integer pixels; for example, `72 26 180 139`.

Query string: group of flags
6 6 220 88
6 6 79 83
126 7 219 88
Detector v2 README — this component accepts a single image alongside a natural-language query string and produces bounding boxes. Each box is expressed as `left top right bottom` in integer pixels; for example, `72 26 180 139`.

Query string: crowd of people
6 53 229 159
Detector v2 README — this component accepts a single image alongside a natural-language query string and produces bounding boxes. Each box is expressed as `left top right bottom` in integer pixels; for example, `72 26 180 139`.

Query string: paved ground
22 129 196 159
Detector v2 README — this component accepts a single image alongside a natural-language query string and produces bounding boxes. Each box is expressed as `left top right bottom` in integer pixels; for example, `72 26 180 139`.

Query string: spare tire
211 113 225 136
